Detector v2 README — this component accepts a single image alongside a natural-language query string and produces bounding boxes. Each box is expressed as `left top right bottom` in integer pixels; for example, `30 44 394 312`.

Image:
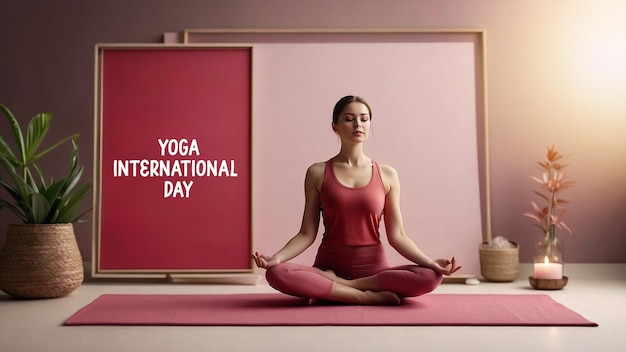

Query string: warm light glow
544 256 549 264
587 38 626 84
561 20 626 107
568 29 626 97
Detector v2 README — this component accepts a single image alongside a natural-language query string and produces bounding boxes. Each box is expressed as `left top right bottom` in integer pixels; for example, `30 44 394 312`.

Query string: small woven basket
0 223 84 298
479 241 519 282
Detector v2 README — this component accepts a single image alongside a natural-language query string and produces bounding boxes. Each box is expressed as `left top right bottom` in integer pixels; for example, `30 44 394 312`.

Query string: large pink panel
252 42 482 274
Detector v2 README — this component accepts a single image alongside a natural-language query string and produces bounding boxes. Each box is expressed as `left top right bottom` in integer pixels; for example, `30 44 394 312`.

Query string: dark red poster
95 46 252 273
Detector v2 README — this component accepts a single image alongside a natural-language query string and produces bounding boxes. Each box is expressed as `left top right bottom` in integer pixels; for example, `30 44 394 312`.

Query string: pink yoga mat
64 293 597 326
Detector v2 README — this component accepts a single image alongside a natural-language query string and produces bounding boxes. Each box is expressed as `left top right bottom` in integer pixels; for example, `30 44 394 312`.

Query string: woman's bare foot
308 290 401 306
306 288 402 306
316 271 401 305
319 270 355 287
318 269 338 281
318 270 387 293
307 297 333 305
361 290 401 305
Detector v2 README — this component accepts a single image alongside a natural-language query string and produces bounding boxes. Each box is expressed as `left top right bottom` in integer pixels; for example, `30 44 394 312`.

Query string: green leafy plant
0 103 91 224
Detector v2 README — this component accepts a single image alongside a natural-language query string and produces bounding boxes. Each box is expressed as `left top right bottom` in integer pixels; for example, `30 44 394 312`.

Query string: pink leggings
265 242 442 300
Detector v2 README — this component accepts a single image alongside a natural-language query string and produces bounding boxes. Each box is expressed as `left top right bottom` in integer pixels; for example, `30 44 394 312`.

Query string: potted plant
0 103 91 298
523 145 573 288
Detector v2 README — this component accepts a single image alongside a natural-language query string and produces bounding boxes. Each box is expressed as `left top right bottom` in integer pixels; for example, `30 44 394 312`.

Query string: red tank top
320 160 386 245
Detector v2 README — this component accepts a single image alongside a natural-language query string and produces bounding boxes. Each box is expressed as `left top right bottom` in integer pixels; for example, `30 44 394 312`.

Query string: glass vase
532 225 564 280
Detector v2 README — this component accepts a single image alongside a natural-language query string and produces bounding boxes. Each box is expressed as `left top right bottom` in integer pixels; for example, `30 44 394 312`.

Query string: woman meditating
253 95 461 305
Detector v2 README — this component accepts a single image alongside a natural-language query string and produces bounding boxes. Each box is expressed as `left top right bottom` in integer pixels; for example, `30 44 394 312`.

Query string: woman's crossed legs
265 263 442 305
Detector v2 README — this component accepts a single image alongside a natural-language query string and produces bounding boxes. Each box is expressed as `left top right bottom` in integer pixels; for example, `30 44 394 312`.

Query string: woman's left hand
432 257 462 276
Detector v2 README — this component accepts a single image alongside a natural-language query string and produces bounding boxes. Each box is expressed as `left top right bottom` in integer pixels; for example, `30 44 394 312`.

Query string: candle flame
544 256 549 264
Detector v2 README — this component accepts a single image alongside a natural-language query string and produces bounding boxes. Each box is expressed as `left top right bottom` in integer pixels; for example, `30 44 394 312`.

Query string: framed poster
93 45 252 277
182 29 490 275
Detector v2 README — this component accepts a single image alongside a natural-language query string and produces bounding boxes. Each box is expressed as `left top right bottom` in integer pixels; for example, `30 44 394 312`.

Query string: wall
1 0 625 268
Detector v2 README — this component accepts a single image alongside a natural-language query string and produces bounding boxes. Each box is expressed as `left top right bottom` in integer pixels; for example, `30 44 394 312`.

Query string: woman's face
332 102 371 143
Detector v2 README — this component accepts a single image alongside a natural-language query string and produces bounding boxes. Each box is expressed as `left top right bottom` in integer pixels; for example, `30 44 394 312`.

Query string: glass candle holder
532 226 564 280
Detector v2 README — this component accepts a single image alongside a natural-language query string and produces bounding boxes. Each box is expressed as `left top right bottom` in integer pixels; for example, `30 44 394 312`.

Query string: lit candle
533 256 563 279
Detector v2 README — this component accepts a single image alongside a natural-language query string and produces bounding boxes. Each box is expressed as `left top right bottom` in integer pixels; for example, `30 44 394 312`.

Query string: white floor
1 263 624 352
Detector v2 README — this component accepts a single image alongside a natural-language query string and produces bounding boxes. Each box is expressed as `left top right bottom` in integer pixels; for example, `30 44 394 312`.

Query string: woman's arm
380 164 461 275
253 163 324 268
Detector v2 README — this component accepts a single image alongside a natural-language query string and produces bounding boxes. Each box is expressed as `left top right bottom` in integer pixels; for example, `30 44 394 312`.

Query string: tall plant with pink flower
523 146 574 238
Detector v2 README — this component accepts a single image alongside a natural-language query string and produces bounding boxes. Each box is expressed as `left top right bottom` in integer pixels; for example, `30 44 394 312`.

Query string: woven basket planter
479 241 519 282
0 223 84 299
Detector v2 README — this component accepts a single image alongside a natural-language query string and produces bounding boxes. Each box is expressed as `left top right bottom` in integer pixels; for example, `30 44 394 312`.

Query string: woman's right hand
431 257 462 276
252 251 281 269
